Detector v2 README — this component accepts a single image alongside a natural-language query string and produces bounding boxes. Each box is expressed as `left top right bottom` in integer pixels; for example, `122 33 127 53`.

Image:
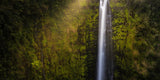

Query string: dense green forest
111 0 160 80
0 0 159 80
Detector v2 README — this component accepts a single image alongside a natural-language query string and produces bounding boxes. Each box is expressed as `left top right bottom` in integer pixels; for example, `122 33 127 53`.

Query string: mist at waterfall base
97 0 113 80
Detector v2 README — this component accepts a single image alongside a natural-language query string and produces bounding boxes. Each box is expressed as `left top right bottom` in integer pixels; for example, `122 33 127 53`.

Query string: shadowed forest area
0 0 160 80
0 0 99 80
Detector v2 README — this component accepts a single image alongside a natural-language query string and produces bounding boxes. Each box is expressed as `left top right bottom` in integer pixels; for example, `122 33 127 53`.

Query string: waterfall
97 0 113 80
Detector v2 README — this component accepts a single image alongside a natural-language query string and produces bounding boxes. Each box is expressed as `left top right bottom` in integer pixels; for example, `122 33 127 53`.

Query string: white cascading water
97 0 113 80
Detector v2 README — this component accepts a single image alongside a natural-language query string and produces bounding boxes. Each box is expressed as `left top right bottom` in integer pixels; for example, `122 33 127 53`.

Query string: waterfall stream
97 0 113 80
